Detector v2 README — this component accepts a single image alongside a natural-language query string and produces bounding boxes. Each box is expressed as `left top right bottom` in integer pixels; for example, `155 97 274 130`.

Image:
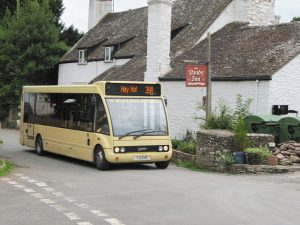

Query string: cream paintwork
19 81 172 164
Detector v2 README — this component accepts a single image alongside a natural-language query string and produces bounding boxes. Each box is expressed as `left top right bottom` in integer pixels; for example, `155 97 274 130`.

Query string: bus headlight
120 147 126 153
164 146 169 151
114 147 120 153
158 146 163 152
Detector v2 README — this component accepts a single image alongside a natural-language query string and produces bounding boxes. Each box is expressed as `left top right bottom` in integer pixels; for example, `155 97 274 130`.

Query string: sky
61 0 300 32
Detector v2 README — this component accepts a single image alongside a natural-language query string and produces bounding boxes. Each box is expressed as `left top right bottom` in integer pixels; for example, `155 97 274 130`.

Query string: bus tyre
35 136 45 156
94 146 110 171
155 161 169 169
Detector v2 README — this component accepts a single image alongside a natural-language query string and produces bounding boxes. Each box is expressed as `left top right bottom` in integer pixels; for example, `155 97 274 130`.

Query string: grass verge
178 160 208 172
0 160 13 177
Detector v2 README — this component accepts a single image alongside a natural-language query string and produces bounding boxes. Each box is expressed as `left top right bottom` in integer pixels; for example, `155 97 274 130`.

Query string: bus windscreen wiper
118 129 152 140
133 130 167 140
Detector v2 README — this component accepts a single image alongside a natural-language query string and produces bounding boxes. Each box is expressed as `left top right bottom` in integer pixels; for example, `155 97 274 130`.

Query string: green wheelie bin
279 117 300 143
244 115 282 144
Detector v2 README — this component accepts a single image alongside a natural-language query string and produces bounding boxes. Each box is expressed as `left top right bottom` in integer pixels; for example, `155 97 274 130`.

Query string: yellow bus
19 81 172 170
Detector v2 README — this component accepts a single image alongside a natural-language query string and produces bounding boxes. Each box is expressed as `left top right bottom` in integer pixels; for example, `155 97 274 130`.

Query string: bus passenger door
24 93 36 147
27 124 34 139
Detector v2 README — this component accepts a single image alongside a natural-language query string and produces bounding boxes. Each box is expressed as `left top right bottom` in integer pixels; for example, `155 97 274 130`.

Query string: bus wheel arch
155 160 170 169
35 134 45 156
93 145 110 170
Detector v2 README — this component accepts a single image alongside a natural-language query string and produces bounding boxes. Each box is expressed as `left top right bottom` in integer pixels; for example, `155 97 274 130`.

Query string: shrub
202 100 233 130
220 154 236 170
197 94 253 131
172 139 184 149
233 117 249 151
178 142 197 155
245 147 272 164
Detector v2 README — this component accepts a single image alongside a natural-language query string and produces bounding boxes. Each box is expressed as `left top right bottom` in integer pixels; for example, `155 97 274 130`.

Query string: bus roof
23 81 162 97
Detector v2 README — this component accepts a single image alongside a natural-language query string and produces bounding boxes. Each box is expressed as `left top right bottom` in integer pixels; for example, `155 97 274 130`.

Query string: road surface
1 129 300 225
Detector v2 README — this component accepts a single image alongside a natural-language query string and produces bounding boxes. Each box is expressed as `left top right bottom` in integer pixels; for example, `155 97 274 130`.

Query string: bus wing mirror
163 96 168 106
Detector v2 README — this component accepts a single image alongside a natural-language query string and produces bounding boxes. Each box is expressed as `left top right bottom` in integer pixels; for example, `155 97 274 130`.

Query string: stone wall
195 130 233 172
195 130 274 172
172 150 196 165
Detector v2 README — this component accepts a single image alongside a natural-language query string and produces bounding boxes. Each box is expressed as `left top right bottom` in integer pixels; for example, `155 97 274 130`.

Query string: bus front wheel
155 161 169 169
94 146 110 171
35 136 45 156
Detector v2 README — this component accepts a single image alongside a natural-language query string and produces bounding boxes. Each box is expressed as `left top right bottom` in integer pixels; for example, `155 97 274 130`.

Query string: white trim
78 49 87 65
104 46 114 63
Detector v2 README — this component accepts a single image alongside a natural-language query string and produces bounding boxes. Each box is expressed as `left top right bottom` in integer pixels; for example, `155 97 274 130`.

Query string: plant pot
233 152 246 164
268 156 278 166
246 153 260 165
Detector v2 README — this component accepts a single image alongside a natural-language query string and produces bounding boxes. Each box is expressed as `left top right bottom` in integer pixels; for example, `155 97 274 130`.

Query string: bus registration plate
134 155 151 161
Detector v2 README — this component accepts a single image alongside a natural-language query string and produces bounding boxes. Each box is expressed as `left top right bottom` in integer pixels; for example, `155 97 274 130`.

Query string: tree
0 0 16 20
0 0 68 120
0 0 64 27
61 25 84 47
292 17 300 22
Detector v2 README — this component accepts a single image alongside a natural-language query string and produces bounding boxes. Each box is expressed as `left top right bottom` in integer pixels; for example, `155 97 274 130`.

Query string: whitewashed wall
198 0 248 42
145 0 173 82
198 0 278 43
212 80 270 114
269 54 300 114
162 80 271 138
88 0 112 30
161 81 206 139
58 59 130 85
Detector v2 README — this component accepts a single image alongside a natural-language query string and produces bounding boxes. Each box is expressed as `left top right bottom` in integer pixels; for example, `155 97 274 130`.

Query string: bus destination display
105 83 161 96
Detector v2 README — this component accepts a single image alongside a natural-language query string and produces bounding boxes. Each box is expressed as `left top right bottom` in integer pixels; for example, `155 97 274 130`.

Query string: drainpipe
255 80 259 114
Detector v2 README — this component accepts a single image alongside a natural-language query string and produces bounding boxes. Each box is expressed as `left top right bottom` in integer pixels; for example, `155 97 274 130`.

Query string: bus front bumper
105 151 173 164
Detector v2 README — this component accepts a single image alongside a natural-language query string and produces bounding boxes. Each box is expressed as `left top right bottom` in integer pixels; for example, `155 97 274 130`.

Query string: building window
78 49 87 64
104 46 114 62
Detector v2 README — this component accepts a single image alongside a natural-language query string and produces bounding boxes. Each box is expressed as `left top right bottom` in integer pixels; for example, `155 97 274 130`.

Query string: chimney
88 0 113 30
247 0 279 26
144 0 173 82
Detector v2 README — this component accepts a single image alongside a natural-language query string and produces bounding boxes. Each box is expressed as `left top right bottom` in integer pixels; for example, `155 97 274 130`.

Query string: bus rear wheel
35 136 45 156
94 146 110 171
155 161 170 169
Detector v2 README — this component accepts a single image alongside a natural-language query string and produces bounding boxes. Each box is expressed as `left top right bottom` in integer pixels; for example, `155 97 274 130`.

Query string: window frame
78 49 87 65
104 46 114 62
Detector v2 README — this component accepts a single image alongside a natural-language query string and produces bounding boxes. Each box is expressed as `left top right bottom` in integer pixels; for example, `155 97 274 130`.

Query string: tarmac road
1 129 300 225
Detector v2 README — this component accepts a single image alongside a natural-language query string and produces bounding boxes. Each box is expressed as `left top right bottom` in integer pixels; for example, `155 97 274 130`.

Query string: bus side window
24 93 30 123
27 93 35 124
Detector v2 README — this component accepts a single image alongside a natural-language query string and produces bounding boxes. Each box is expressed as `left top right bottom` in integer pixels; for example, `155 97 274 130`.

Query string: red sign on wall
185 64 208 87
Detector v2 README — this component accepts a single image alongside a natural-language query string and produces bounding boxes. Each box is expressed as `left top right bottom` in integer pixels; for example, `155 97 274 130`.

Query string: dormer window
78 49 87 64
104 46 114 62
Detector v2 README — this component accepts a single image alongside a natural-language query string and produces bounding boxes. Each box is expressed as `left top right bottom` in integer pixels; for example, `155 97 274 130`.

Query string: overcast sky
61 0 300 32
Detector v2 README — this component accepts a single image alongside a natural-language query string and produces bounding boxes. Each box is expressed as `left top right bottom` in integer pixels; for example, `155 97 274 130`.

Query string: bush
220 154 236 170
202 100 233 130
172 139 184 149
178 142 197 155
245 147 272 164
233 117 249 151
197 94 253 131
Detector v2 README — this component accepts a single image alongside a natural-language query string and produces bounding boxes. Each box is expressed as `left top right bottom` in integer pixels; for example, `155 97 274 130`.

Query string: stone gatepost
196 130 234 171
